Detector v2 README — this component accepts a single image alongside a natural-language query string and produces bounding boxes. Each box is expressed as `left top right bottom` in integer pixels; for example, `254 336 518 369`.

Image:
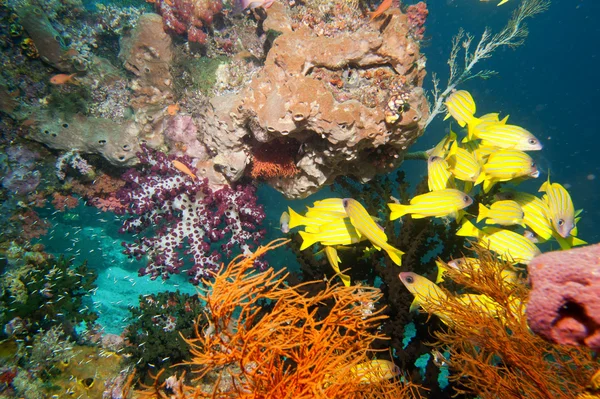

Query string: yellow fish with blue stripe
477 200 525 227
288 206 343 233
388 189 473 220
343 198 404 266
456 219 541 265
350 359 401 383
399 272 449 315
496 190 553 241
446 141 481 192
428 130 457 158
308 198 347 216
427 155 455 191
298 217 364 250
472 122 542 151
475 149 540 193
444 90 478 129
435 257 518 287
538 177 576 238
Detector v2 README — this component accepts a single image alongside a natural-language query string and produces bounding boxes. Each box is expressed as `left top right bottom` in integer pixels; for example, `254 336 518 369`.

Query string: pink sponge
526 243 600 351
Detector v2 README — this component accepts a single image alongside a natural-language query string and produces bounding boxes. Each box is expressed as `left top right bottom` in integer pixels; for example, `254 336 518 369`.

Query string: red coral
10 210 50 241
155 0 223 44
51 192 79 211
250 139 301 179
406 1 428 40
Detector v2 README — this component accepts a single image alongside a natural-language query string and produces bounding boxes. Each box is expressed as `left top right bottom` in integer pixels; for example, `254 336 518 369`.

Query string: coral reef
154 0 223 45
119 13 174 109
27 111 140 166
124 291 205 383
12 3 74 71
200 4 428 198
116 145 265 283
138 239 418 398
0 255 98 339
527 243 600 351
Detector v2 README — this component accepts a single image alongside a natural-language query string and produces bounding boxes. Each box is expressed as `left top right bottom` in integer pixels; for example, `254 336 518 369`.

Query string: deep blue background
409 0 599 244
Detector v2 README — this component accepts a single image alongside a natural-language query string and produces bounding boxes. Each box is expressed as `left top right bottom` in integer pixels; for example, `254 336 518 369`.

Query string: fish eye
558 219 565 226
528 138 537 145
463 195 470 202
456 259 463 265
405 276 414 284
531 162 536 167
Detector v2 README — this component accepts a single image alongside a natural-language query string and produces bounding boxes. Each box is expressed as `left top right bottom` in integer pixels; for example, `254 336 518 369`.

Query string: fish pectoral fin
410 213 427 219
409 298 421 313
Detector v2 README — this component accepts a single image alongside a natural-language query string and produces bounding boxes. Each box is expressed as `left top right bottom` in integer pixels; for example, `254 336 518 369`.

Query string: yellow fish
446 141 481 192
427 155 455 191
475 149 539 193
350 359 401 383
444 90 477 128
343 198 404 266
288 207 342 233
323 246 351 287
298 218 363 250
497 190 553 241
472 122 542 151
477 200 525 227
538 177 576 238
456 219 541 265
398 272 449 315
456 293 503 318
308 198 347 215
279 211 290 233
429 130 457 158
436 257 518 286
388 189 473 220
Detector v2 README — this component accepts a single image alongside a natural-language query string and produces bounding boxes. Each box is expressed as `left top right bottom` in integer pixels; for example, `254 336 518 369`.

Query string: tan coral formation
201 6 428 198
28 112 140 166
119 13 174 110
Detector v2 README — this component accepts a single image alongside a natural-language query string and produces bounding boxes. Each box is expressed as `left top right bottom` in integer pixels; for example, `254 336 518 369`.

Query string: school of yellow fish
396 90 586 324
285 89 586 330
285 198 404 287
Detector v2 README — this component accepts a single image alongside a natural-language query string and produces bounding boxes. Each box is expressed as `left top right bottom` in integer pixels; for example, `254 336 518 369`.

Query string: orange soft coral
428 244 596 399
250 140 300 179
139 239 419 399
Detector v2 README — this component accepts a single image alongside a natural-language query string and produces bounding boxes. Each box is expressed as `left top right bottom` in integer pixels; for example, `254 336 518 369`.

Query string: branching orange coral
429 244 597 399
249 140 300 179
142 239 419 399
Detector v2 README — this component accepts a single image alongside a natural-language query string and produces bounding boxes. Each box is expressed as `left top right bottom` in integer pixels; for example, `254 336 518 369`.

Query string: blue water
415 0 599 244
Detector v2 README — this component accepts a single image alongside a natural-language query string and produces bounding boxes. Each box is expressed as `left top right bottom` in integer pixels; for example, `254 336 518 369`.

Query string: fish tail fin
463 181 473 194
298 231 317 251
435 260 447 283
483 178 496 193
474 171 486 187
456 219 481 238
287 207 307 230
385 245 404 266
388 203 408 221
497 0 509 5
476 203 489 223
466 116 480 141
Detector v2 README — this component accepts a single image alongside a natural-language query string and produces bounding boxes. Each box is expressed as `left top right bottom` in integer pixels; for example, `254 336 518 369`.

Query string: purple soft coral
116 145 266 284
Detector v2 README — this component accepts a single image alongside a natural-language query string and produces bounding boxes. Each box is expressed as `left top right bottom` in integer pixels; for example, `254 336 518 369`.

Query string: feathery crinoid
429 243 596 399
143 239 418 399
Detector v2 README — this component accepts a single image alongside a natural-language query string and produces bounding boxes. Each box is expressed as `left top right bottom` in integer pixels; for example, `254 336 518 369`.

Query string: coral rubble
527 243 600 351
